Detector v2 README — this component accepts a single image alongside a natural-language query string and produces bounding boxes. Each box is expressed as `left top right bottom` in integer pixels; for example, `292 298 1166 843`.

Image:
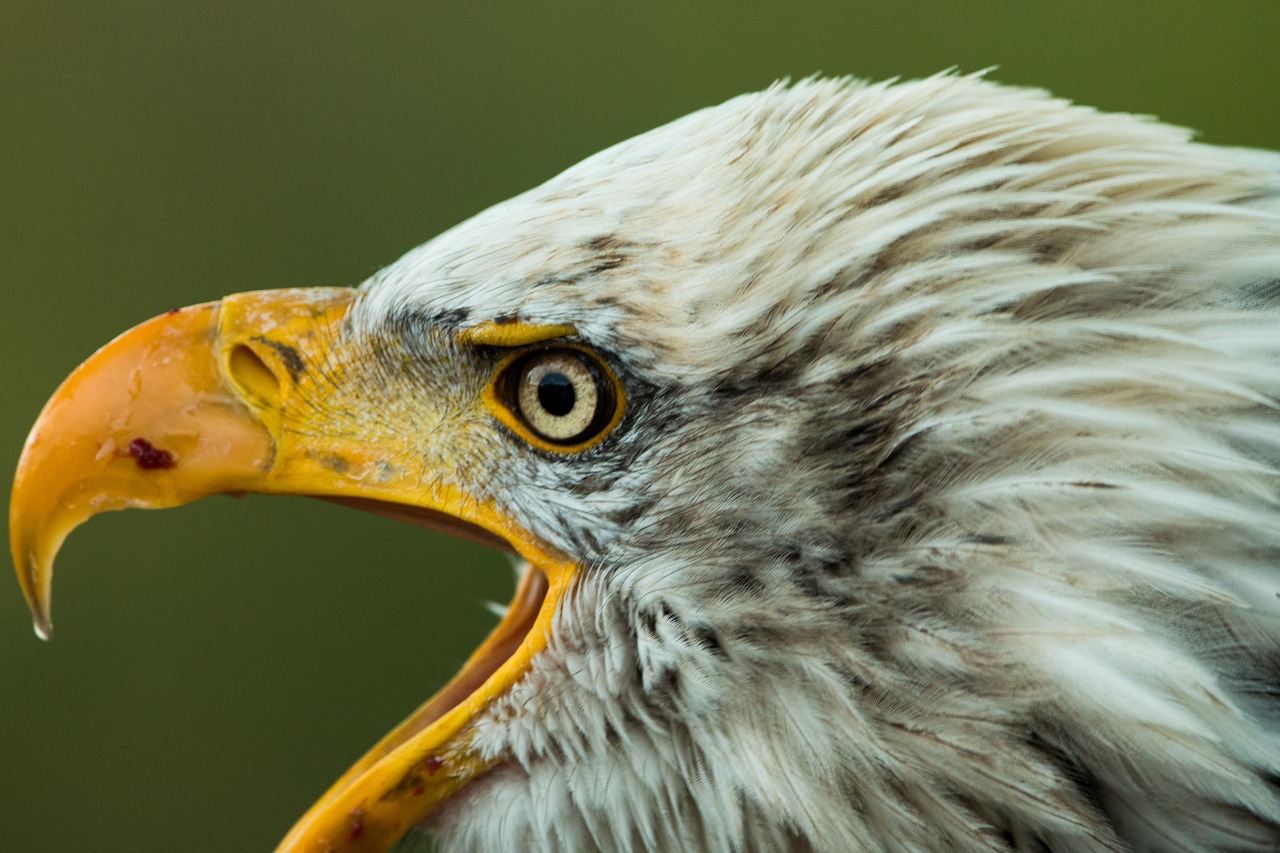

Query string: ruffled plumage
353 74 1280 851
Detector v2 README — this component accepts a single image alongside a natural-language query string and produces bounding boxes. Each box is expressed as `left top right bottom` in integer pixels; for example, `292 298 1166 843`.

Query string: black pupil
537 372 576 416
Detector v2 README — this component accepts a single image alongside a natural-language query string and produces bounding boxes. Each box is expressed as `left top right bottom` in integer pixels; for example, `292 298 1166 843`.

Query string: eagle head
12 74 1280 851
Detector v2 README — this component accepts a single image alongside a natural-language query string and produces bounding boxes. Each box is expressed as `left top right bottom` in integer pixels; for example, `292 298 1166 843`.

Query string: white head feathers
354 74 1280 851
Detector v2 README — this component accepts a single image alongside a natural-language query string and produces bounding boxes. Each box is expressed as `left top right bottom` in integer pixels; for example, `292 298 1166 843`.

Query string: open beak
9 288 577 851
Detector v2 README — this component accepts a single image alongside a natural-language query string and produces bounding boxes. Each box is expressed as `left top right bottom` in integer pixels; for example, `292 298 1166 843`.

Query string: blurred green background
2 2 1277 850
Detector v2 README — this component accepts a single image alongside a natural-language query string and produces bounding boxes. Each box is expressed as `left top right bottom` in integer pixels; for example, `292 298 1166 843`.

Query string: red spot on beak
347 807 365 840
424 755 444 775
128 437 176 470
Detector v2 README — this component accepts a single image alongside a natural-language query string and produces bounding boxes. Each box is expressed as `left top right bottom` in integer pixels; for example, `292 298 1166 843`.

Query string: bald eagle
11 73 1280 852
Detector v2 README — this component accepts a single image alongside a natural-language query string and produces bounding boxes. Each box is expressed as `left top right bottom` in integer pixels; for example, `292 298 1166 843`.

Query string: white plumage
346 74 1280 850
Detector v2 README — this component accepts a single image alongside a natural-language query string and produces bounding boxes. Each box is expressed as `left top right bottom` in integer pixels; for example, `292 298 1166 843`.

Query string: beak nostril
228 344 282 408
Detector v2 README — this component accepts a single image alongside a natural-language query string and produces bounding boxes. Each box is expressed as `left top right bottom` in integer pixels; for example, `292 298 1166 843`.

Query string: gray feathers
359 74 1280 851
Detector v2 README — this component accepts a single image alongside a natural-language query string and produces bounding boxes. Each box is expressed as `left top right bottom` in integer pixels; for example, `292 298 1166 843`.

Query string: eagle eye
492 348 622 450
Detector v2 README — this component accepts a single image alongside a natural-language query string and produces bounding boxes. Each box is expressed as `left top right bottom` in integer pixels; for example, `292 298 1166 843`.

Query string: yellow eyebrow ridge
458 320 578 348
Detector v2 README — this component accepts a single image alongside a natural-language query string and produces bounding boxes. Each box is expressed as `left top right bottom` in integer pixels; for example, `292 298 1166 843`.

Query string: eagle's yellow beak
10 288 577 852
